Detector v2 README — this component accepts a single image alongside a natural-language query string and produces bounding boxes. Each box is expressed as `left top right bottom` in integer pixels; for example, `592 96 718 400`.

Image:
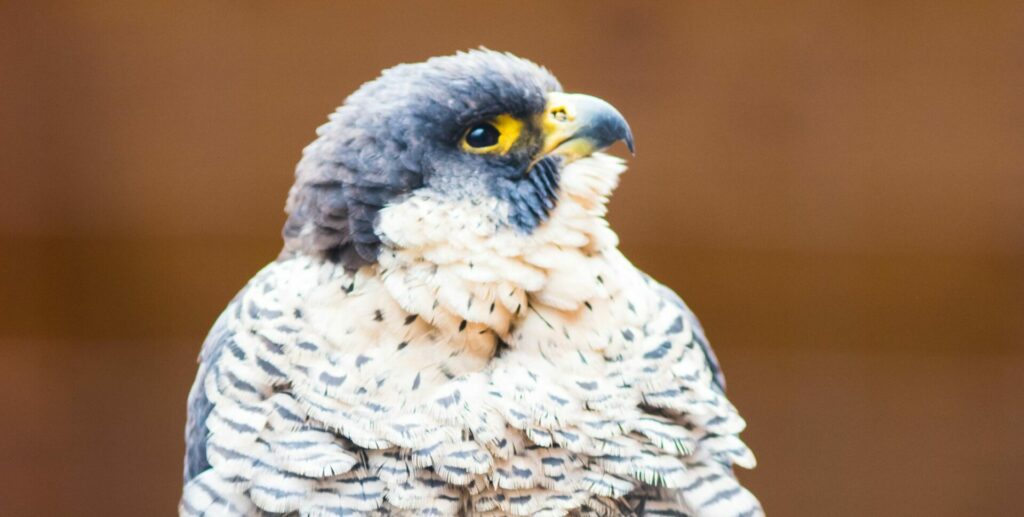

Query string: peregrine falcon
181 50 761 516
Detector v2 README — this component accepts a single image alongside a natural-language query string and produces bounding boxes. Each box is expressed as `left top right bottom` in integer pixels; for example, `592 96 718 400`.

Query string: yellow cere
539 92 580 156
462 114 523 154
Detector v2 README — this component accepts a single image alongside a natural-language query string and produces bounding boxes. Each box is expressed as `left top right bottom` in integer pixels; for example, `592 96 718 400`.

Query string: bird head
283 50 633 269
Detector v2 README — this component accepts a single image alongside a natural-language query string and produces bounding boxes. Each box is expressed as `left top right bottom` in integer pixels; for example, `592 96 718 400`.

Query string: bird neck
372 153 628 338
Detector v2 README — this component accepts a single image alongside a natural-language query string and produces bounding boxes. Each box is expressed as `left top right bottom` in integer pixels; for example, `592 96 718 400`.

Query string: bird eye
464 123 501 148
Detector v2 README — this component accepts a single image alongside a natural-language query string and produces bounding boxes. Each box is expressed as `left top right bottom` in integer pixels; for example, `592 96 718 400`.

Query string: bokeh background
2 1 1022 515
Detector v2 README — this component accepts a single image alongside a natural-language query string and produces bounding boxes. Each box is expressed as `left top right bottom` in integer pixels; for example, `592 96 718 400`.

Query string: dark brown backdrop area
2 2 1022 515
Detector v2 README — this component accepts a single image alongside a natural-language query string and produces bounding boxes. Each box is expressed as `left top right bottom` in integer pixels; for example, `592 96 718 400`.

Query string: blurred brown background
2 1 1022 515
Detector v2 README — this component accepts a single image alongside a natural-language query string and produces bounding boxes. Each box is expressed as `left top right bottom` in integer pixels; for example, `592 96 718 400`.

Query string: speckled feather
183 50 759 516
183 154 759 516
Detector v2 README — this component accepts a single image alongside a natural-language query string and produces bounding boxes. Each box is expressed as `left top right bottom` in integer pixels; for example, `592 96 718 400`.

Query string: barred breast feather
181 155 761 516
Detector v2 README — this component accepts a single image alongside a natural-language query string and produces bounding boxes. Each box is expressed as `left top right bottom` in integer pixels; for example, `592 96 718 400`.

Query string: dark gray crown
281 50 561 268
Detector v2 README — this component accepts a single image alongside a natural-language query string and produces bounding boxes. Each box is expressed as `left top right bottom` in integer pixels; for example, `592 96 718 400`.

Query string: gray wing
183 300 238 483
649 275 727 392
647 277 764 515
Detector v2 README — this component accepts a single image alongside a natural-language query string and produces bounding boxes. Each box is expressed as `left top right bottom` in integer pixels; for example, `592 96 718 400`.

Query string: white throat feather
374 153 627 337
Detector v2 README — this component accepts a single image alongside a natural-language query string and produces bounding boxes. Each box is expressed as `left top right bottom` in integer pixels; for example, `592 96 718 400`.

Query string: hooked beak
537 92 634 164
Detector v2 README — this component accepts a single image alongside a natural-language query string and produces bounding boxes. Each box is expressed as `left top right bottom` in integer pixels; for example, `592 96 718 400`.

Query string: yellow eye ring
461 114 523 154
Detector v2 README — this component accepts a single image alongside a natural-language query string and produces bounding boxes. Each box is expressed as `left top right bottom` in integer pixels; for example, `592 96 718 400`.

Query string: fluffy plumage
182 50 760 516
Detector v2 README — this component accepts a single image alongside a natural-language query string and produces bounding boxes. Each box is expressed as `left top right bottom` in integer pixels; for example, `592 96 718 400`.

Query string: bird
181 49 761 516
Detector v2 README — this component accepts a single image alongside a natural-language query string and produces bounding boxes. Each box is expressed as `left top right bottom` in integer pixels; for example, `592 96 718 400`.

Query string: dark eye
464 123 501 148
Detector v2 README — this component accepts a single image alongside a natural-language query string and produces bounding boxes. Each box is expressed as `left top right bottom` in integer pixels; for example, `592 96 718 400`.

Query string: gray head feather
282 50 561 268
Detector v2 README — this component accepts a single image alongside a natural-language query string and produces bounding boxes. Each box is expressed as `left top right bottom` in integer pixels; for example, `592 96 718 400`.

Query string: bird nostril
550 108 568 122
